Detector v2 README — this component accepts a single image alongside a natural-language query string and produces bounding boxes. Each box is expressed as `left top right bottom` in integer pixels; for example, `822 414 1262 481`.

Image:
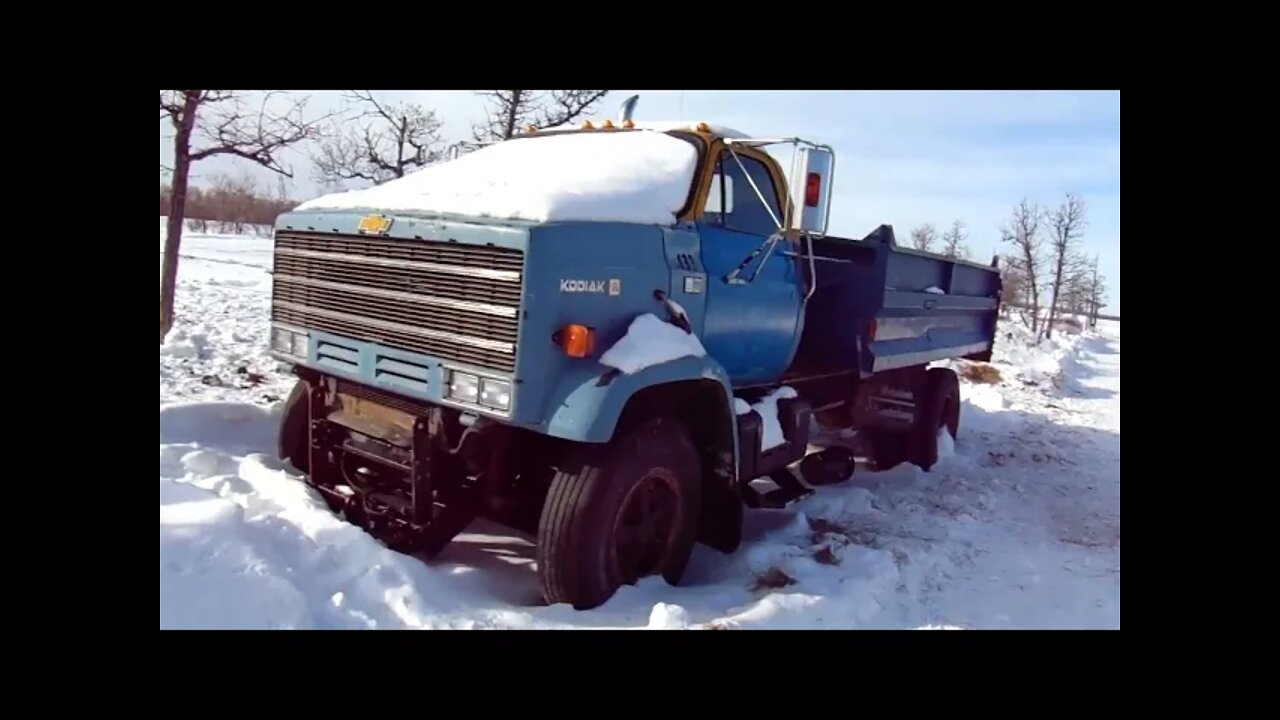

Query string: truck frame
269 99 1001 609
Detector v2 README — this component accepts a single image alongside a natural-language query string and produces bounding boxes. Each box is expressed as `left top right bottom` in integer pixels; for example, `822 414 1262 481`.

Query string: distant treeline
159 174 296 235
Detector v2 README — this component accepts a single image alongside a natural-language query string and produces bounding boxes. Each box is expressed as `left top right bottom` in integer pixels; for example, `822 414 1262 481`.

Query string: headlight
272 327 292 354
448 371 480 403
446 371 512 412
271 326 308 359
479 378 512 410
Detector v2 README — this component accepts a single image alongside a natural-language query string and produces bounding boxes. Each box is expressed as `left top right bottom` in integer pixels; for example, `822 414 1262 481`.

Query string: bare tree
1001 198 1045 337
1044 193 1089 339
208 173 259 234
909 223 938 252
1054 263 1093 331
160 90 329 344
999 255 1028 318
1064 266 1093 316
472 90 609 142
274 174 292 205
941 219 969 259
311 91 446 186
1087 255 1108 329
160 175 297 232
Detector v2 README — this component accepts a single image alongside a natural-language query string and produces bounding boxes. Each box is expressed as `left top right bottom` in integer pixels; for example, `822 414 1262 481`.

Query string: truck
268 97 1002 610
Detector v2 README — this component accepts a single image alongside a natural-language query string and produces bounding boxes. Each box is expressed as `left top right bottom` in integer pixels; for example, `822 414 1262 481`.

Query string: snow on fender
599 313 707 375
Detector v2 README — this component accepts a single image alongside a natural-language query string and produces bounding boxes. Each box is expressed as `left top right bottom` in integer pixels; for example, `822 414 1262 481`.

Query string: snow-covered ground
160 225 1120 629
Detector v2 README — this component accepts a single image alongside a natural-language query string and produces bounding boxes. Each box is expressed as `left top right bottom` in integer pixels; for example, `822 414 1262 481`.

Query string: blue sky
161 90 1120 312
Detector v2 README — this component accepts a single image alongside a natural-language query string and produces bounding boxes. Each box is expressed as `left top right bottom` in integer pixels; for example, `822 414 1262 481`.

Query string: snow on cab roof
294 129 703 226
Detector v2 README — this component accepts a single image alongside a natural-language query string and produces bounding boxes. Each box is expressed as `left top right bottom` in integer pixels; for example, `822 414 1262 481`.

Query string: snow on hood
295 131 700 226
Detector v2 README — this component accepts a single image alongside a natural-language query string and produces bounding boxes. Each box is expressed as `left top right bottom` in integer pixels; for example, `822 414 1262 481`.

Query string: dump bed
792 225 1001 377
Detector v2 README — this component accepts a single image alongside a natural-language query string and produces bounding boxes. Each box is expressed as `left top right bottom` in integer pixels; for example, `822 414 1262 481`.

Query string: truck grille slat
276 234 524 270
272 231 523 372
273 256 522 304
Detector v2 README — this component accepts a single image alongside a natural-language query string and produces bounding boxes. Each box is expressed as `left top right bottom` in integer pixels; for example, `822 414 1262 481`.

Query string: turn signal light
554 324 595 358
805 172 821 207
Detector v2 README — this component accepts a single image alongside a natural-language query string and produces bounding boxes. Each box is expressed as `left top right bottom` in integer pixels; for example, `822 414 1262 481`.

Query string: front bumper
299 375 492 556
272 327 517 422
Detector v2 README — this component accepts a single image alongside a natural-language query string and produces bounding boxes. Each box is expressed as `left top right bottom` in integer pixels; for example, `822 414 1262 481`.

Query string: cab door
695 148 804 385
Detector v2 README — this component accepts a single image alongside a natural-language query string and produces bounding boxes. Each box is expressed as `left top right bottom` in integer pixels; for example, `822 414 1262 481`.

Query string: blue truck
268 99 1002 609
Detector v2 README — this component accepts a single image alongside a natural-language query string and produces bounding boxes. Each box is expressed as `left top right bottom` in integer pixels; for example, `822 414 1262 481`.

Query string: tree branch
909 223 938 252
472 90 609 142
310 91 446 185
536 90 609 129
189 93 331 177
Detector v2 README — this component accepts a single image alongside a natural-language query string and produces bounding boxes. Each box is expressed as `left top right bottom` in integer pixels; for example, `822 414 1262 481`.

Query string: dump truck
269 97 1002 609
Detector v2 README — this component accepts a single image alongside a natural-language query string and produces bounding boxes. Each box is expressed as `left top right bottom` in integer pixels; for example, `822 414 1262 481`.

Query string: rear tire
868 428 909 471
278 378 311 473
536 416 702 610
908 368 960 472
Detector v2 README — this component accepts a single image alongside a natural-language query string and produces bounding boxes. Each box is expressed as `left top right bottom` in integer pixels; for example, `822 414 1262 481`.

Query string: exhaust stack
618 95 639 124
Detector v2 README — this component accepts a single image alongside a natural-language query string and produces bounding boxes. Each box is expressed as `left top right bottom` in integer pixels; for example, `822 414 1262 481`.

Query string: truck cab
269 106 1000 610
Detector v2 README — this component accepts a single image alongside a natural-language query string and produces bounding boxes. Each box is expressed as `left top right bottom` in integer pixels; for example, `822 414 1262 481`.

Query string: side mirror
787 146 834 235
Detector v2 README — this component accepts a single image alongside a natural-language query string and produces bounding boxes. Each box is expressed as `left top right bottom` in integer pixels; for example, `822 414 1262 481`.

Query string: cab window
703 150 782 236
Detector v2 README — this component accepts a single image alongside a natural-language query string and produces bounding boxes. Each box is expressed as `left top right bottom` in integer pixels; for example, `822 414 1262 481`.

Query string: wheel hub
610 471 680 584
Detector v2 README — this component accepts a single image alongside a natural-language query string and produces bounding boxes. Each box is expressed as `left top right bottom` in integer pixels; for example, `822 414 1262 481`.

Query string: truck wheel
278 378 311 473
536 416 702 610
908 368 960 472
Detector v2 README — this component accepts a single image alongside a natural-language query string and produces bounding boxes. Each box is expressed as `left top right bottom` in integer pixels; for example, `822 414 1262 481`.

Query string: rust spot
751 566 797 591
958 362 1002 384
813 545 841 566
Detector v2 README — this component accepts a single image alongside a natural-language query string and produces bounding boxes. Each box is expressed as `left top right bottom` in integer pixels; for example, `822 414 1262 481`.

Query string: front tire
536 416 702 610
278 378 311 473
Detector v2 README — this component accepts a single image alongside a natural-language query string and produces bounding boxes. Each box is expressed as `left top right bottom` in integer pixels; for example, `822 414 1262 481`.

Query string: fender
543 354 740 474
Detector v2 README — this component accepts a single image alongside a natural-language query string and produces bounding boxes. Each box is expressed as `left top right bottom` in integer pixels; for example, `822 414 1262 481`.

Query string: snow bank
160 410 551 630
962 383 1007 413
158 228 291 406
296 131 699 226
160 329 210 359
937 427 956 459
599 314 707 375
647 602 690 629
985 318 1089 387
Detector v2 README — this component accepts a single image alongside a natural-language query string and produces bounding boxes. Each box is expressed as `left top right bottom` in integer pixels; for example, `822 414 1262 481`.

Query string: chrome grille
271 231 523 371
